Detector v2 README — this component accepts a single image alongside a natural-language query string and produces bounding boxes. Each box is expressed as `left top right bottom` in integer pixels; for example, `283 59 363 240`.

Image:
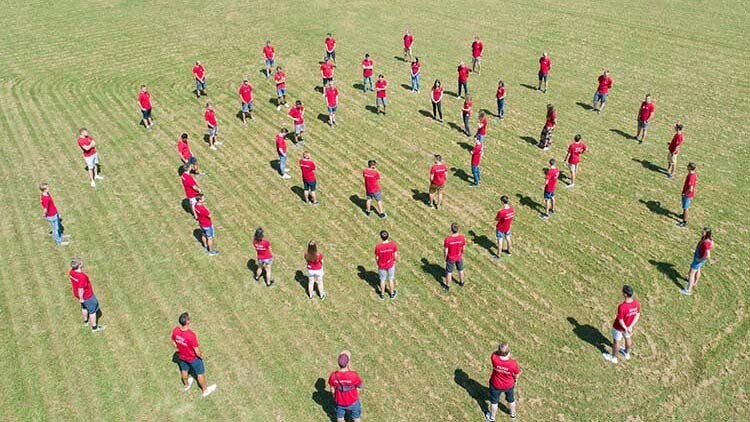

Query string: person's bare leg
379 279 386 296
508 400 517 417
458 270 465 285
489 403 499 419
180 370 190 388
445 271 453 287
206 237 213 251
438 191 443 208
376 200 384 215
196 374 207 392
682 208 689 224
429 192 435 207
241 111 247 126
307 277 314 297
545 199 551 215
612 337 620 359
551 197 556 213
310 191 317 203
89 311 97 328
88 168 95 183
365 198 372 213
255 266 263 280
81 308 89 324
635 125 642 140
318 278 326 297
389 278 395 295
265 265 273 284
625 337 633 355
506 236 513 254
496 238 502 257
642 128 648 143
201 234 208 250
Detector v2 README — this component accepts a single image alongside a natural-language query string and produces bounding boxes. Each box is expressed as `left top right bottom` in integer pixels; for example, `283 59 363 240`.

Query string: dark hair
365 53 370 58
702 227 712 240
433 79 441 89
368 159 376 167
549 158 556 166
574 134 582 141
498 80 504 87
182 163 192 173
378 74 384 78
380 230 389 241
254 227 264 242
181 133 188 139
305 241 318 263
675 123 684 131
434 154 442 161
500 195 509 204
687 162 697 171
450 222 459 233
295 100 302 106
546 103 555 117
414 57 419 63
622 285 634 298
280 127 289 134
179 312 190 326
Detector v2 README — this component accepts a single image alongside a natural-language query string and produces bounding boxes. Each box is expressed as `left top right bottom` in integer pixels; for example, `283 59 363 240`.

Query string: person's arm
564 151 570 163
78 288 84 303
171 340 178 350
444 247 448 260
617 317 628 333
628 312 640 333
394 250 399 263
706 249 714 264
192 184 201 194
193 346 203 359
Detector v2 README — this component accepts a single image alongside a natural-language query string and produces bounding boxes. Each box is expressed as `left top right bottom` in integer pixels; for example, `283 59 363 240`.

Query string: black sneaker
379 212 387 219
458 281 465 287
365 210 371 217
377 291 385 300
267 279 275 287
390 290 397 299
253 275 260 282
442 283 449 292
676 221 687 228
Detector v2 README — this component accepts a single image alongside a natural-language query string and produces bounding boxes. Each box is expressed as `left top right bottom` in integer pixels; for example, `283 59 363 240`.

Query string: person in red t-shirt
563 134 587 187
635 94 655 143
77 128 104 187
288 100 306 144
276 127 291 179
324 33 337 63
39 182 68 246
410 57 421 93
538 103 556 150
252 227 274 286
192 60 207 98
194 194 218 256
457 61 471 98
487 343 521 421
171 312 217 397
431 79 444 122
361 53 374 92
403 29 414 61
305 240 326 300
299 151 319 205
429 154 448 209
496 80 506 119
537 51 551 93
603 285 641 364
238 79 254 126
374 230 399 299
470 137 483 186
69 257 105 332
667 122 684 179
328 351 363 422
443 223 467 291
471 35 484 74
263 40 275 79
137 84 154 129
273 66 289 110
682 227 715 296
593 70 613 113
324 81 339 127
678 162 697 227
375 74 388 114
204 102 220 150
363 160 386 218
494 195 515 258
180 163 201 219
541 158 559 219
475 111 488 142
177 133 200 174
320 57 336 88
462 94 473 136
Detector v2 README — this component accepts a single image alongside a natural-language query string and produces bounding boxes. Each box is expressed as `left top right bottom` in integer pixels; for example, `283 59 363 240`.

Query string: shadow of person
648 259 685 289
567 317 611 353
311 377 336 422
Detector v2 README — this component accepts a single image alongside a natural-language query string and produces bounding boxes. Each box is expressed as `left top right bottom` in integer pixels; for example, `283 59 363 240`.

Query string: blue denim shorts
544 190 555 200
496 230 511 240
82 295 100 315
690 255 707 270
366 191 382 201
141 108 152 119
475 134 485 143
241 101 253 112
195 80 206 91
327 106 337 113
335 400 361 419
208 126 218 137
682 195 692 210
638 118 649 129
378 266 395 281
277 87 286 96
295 124 305 135
376 97 387 107
538 72 549 81
201 225 214 238
177 357 205 375
593 91 608 104
265 59 274 67
304 181 317 191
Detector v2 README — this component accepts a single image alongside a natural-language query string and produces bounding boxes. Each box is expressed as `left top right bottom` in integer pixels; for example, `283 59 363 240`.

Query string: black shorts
445 259 464 273
489 384 515 404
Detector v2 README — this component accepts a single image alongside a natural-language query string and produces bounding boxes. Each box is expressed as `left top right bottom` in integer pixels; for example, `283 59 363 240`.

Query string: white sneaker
566 183 575 188
619 349 631 360
202 384 217 397
183 377 194 392
92 325 106 332
276 105 281 111
59 241 70 246
210 146 217 151
215 141 223 146
95 175 105 180
281 174 291 179
680 288 691 296
284 168 290 173
90 181 96 187
602 353 618 364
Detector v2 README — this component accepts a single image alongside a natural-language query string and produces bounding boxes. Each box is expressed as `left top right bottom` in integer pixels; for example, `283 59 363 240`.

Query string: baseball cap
622 285 634 297
338 353 350 368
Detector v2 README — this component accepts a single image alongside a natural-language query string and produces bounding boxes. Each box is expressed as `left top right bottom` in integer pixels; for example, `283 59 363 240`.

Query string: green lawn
1 1 748 420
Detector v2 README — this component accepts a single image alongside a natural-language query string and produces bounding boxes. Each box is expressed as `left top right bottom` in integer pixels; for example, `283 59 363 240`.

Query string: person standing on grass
194 194 219 256
300 151 319 205
475 111 488 143
471 35 484 74
39 182 68 246
537 52 551 93
486 343 521 421
324 33 337 62
403 29 414 61
563 134 587 187
363 160 386 218
361 53 374 92
320 57 335 88
470 137 483 187
538 104 557 150
667 122 684 179
603 285 640 364
180 163 201 219
192 60 207 98
678 162 697 227
137 85 154 129
324 81 339 127
276 128 291 179
68 258 105 332
541 158 559 219
374 230 399 300
431 79 444 122
77 128 104 188
262 41 275 79
238 79 254 126
177 133 200 175
288 100 306 145
635 94 655 143
305 240 326 300
204 102 220 151
410 57 422 93
496 80 506 119
443 222 466 291
681 227 715 296
592 70 613 113
171 312 217 397
429 154 448 209
457 61 470 98
375 74 388 115
494 195 515 258
274 67 289 110
462 94 473 136
252 227 275 286
328 351 363 422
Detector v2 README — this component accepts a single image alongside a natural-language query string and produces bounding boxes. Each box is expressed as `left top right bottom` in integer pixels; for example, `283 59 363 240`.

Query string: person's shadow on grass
567 317 611 353
450 167 472 183
632 158 668 175
411 188 430 206
576 102 594 111
518 136 538 146
639 199 680 221
610 128 636 140
420 258 444 288
312 378 336 422
454 368 509 416
356 265 380 294
294 270 309 296
348 194 367 214
468 230 495 255
180 198 195 217
515 193 544 214
648 259 685 289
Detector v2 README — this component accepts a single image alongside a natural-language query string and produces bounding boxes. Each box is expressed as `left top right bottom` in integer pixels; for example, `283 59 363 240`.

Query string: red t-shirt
171 327 199 363
496 86 506 99
545 167 559 192
361 59 374 77
463 100 473 115
695 238 713 260
545 111 557 128
253 239 273 260
239 84 253 103
289 106 304 125
668 133 684 153
489 353 520 390
472 41 484 58
204 109 217 127
639 101 655 121
40 193 58 217
300 158 316 182
325 37 336 52
471 143 483 166
375 241 398 270
363 168 381 194
496 206 515 232
430 163 448 186
682 172 697 197
403 34 414 48
431 86 443 102
444 234 466 262
612 299 641 331
138 91 152 109
263 45 275 59
274 71 286 89
567 142 587 164
478 117 488 135
375 79 387 98
306 252 323 270
458 65 470 82
192 65 205 80
325 87 338 107
320 62 334 78
411 61 421 75
78 136 96 157
597 75 613 94
539 56 551 74
68 269 94 300
195 203 212 227
276 134 287 155
177 139 192 160
181 172 199 199
328 370 362 406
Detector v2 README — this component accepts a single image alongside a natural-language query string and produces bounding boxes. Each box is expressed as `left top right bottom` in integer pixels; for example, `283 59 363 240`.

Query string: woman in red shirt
305 240 326 300
431 79 444 122
462 94 473 136
252 227 274 286
538 103 557 150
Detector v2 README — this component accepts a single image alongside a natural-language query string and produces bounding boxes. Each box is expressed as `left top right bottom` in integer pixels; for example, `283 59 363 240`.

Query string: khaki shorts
668 152 677 165
429 183 444 194
568 163 578 173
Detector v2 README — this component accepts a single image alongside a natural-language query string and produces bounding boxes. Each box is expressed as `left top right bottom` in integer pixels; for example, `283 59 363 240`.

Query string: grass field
1 0 749 420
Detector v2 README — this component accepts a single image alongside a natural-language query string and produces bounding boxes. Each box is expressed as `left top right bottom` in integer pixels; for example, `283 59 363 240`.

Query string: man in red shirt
443 223 466 291
363 160 386 218
403 29 414 61
77 128 104 188
471 35 484 74
678 162 697 227
592 70 613 113
262 40 275 79
39 182 68 246
410 57 422 93
462 94 473 136
238 79 254 126
375 230 399 299
563 134 587 187
324 33 337 63
299 151 319 205
273 66 289 110
487 343 521 421
137 85 154 129
375 74 388 114
667 122 684 179
475 111 488 143
180 163 201 219
275 127 291 179
194 194 219 256
635 94 655 143
69 257 105 332
288 100 306 145
682 227 715 296
457 61 471 98
496 80 506 119
470 137 483 187
320 57 336 88
494 195 515 258
192 60 207 98
204 102 220 150
177 133 200 175
603 285 641 364
541 158 559 219
429 154 448 209
537 52 551 93
171 312 217 397
324 81 339 127
328 351 363 422
361 53 374 92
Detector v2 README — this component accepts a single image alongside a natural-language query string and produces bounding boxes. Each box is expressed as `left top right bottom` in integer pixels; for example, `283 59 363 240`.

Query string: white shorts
188 197 198 206
568 163 578 173
611 328 631 341
307 269 324 278
84 153 99 170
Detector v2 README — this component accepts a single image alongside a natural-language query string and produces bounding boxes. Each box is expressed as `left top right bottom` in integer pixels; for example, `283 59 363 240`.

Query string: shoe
490 253 500 261
284 168 290 173
468 184 477 188
542 147 550 151
276 105 282 111
377 291 384 301
308 293 313 300
365 210 371 217
458 281 465 287
183 377 194 392
320 293 327 301
58 241 70 246
202 384 217 397
549 209 556 215
566 183 575 188
253 275 259 282
210 146 217 151
442 283 449 292
602 353 617 364
312 201 320 206
540 213 549 220
379 212 387 219
83 321 89 327
92 325 106 332
510 412 517 419
619 348 631 360
208 250 219 256
90 181 96 187
215 141 223 146
485 411 496 422
267 280 275 287
667 174 673 180
676 222 687 228
679 288 691 296
281 174 291 179
507 251 512 257
390 290 397 299
95 175 104 180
